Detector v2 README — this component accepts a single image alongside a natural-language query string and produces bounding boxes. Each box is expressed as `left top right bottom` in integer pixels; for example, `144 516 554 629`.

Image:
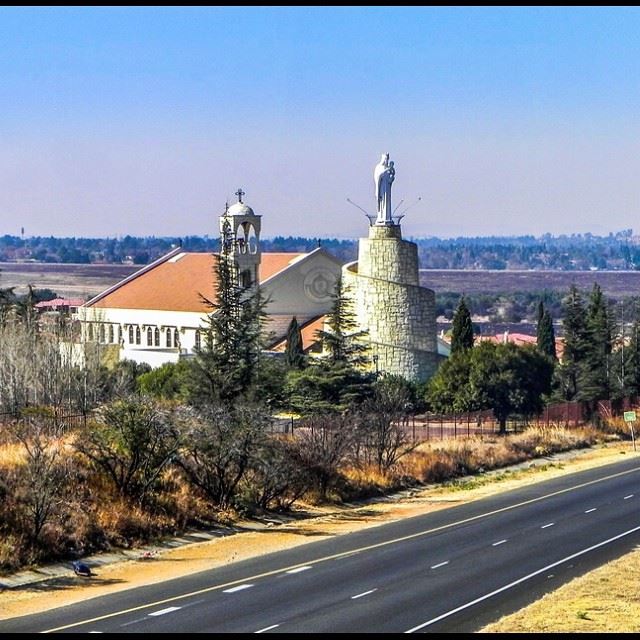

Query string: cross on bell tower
235 188 245 203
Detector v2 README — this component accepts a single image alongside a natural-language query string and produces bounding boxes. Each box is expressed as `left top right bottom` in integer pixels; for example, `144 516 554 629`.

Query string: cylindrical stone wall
343 224 439 382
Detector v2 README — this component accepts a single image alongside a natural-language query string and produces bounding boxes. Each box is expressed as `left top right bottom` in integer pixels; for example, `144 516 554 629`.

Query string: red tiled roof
270 315 327 352
88 252 306 312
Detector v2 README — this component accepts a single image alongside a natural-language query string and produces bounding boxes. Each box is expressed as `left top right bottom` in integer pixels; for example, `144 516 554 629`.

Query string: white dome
227 202 255 216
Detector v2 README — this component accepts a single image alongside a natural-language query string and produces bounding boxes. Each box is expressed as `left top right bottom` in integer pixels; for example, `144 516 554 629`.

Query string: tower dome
219 188 262 289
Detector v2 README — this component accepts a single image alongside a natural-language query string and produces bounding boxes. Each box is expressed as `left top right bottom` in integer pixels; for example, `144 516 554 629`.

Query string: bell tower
219 188 262 289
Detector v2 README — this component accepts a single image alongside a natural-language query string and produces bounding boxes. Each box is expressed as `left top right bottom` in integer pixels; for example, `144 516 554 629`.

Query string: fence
0 408 89 433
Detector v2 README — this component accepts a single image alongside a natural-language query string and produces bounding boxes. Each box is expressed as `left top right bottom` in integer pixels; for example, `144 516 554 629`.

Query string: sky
1 6 640 240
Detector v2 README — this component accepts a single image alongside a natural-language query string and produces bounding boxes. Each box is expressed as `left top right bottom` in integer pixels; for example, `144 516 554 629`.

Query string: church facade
79 156 442 382
79 193 343 368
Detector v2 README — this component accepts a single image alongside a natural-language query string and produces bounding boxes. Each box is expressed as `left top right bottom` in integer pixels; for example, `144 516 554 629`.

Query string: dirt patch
0 441 634 622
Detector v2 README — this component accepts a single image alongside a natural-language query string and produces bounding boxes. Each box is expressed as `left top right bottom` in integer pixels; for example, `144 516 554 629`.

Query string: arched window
88 324 94 341
174 328 180 348
118 326 122 343
108 325 114 343
147 327 153 346
99 324 105 343
135 326 141 345
166 328 172 348
241 269 252 288
194 329 201 350
129 325 134 344
154 327 160 346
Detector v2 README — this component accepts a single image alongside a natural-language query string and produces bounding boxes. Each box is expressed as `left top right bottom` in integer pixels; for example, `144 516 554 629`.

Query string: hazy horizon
2 7 640 240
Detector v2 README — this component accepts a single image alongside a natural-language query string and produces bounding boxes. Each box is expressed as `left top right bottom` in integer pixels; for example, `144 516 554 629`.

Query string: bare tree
294 414 356 501
175 405 270 510
74 396 179 503
11 418 68 547
356 375 417 473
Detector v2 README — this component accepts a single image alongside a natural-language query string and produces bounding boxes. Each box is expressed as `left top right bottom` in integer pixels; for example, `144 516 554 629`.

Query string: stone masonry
343 224 439 382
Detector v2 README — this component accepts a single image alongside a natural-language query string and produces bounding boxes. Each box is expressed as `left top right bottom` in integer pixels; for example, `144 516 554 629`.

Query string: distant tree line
3 229 640 270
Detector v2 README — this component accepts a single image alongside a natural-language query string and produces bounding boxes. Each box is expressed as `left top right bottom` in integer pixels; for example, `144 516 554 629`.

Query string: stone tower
219 188 262 289
342 156 439 381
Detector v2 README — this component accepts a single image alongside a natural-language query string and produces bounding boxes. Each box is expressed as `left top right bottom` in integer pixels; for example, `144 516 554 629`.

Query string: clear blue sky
1 6 639 239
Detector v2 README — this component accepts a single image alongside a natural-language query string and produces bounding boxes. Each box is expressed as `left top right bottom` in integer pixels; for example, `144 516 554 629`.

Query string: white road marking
624 494 634 499
41 465 640 634
255 624 280 633
404 524 640 633
430 561 449 569
492 539 507 546
351 588 377 599
541 522 555 529
223 584 254 593
585 508 597 513
285 566 312 574
148 606 181 617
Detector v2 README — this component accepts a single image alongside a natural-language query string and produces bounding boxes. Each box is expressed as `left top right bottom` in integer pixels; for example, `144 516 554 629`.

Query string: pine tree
536 301 557 360
316 276 369 368
284 316 305 369
557 284 586 400
624 301 640 397
187 222 268 408
579 283 613 402
451 296 474 354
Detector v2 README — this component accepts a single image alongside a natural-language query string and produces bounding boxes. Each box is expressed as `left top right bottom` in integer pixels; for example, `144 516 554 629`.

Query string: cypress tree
536 303 557 360
451 296 474 354
285 316 305 369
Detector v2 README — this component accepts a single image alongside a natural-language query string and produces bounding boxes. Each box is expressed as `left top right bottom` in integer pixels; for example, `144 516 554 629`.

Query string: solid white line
351 588 377 599
624 494 634 499
541 522 555 529
285 566 312 574
255 624 280 633
404 524 640 633
223 584 254 593
430 561 449 569
41 465 640 633
148 606 181 617
585 508 597 513
492 539 507 547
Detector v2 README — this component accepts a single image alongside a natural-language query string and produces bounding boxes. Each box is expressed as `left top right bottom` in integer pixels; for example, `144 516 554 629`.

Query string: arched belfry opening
219 188 262 289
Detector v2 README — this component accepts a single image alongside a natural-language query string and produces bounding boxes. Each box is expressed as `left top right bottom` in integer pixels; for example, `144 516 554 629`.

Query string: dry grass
482 546 640 632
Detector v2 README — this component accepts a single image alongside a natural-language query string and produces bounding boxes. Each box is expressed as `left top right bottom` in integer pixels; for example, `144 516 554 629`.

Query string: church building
79 190 343 368
79 158 442 381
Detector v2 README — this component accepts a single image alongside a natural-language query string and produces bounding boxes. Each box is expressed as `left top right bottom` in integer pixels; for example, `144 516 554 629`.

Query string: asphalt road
2 454 639 633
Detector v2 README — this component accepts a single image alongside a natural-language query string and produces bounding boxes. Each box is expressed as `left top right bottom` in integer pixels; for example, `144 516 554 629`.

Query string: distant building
35 298 85 314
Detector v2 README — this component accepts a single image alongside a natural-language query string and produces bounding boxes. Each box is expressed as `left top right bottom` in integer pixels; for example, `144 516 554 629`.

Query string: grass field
421 268 640 297
3 261 640 301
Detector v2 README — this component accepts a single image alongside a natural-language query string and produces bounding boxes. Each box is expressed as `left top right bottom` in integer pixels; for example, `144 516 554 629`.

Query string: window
135 326 141 345
147 327 153 346
88 324 94 341
99 324 105 343
118 326 122 343
166 328 172 348
129 326 134 344
154 328 160 346
174 328 180 348
109 325 114 343
241 269 252 288
194 329 201 350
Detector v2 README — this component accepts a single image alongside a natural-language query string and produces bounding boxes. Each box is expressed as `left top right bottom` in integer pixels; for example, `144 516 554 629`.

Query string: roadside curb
0 440 627 591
